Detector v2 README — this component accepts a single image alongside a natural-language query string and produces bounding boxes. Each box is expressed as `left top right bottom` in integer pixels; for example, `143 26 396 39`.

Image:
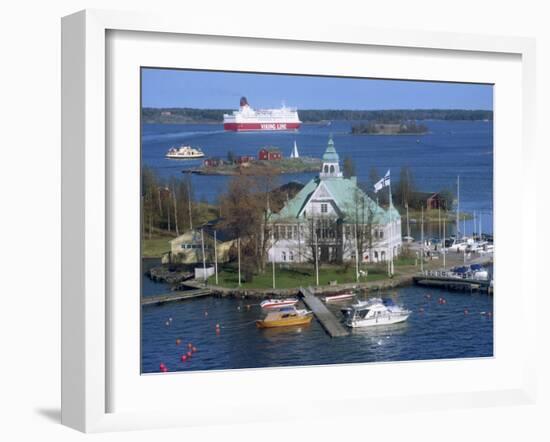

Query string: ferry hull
224 122 301 132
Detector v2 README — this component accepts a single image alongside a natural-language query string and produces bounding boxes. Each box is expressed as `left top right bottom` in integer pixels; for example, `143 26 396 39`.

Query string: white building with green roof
267 137 402 264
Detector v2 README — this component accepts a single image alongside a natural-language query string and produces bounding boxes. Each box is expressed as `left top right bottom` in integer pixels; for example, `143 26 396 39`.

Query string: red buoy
159 362 165 369
176 338 181 345
188 342 192 348
464 309 469 315
192 346 197 352
187 351 192 357
181 355 188 362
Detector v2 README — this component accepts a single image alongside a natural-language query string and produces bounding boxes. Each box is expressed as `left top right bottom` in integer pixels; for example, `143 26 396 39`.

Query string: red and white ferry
223 97 301 132
260 298 299 310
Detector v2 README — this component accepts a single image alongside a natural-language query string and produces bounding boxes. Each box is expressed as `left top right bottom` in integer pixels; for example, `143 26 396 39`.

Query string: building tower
319 136 343 179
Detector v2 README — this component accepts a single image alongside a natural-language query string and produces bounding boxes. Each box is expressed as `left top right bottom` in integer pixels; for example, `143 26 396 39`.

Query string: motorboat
165 145 205 159
341 298 410 328
449 264 490 281
256 306 313 328
260 298 299 310
322 292 355 303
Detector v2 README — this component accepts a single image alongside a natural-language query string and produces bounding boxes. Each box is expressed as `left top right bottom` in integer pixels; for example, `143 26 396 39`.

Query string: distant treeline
142 107 493 124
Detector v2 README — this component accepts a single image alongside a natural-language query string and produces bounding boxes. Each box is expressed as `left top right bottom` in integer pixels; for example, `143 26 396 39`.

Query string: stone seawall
202 275 414 299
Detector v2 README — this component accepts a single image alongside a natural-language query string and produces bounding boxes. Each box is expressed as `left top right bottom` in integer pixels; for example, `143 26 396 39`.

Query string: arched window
282 251 287 261
330 165 335 173
324 165 329 173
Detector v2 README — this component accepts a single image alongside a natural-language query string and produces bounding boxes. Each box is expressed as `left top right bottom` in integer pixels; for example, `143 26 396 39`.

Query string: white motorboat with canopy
341 298 410 328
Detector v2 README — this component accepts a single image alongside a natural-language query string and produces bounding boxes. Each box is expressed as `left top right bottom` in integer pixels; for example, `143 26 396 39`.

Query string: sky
141 68 493 110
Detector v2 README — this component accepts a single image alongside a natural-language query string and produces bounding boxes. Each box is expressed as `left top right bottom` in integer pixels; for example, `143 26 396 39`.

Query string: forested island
142 108 493 124
189 157 322 176
351 121 429 135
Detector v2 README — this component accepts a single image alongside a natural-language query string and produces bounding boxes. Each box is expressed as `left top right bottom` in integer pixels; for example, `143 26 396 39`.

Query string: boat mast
438 204 441 240
456 175 460 239
420 205 424 272
442 214 446 270
389 172 394 276
479 212 482 238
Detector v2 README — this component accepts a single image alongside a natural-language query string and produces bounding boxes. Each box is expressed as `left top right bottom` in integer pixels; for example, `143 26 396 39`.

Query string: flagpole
237 237 241 287
354 223 359 282
314 222 319 286
201 229 207 284
271 231 276 289
214 230 218 285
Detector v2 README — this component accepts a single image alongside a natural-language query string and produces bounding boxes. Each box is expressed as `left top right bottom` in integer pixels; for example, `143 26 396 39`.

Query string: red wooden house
258 148 282 161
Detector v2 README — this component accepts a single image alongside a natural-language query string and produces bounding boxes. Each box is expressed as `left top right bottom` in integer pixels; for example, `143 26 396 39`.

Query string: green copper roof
322 137 339 163
270 176 400 225
270 178 319 221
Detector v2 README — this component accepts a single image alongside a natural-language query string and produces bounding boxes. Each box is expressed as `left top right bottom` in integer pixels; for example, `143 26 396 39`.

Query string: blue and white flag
374 170 390 193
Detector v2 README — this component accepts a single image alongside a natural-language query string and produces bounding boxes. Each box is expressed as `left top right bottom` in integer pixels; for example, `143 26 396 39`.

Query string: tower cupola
320 136 342 179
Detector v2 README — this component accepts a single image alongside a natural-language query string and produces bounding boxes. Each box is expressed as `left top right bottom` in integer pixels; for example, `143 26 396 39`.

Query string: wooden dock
299 287 349 337
141 288 212 306
413 275 492 293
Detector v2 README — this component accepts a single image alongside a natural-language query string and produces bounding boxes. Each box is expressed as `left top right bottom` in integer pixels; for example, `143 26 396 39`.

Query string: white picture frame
61 9 537 433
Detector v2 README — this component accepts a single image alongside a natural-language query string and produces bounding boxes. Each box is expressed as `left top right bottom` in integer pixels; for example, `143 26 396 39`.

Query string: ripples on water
141 285 493 374
141 120 494 373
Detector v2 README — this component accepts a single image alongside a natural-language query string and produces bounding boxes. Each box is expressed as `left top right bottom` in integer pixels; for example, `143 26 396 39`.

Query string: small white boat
341 298 410 328
323 292 355 303
165 145 205 159
260 298 299 310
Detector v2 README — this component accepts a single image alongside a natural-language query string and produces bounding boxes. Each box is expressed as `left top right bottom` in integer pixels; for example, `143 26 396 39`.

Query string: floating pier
299 287 349 337
141 288 212 306
413 275 492 294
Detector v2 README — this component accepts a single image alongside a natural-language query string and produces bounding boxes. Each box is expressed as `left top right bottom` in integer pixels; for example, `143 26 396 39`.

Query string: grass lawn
142 234 175 258
215 263 392 289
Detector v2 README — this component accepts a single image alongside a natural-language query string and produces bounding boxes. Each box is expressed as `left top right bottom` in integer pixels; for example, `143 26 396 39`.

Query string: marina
299 287 349 337
141 281 493 373
140 70 494 373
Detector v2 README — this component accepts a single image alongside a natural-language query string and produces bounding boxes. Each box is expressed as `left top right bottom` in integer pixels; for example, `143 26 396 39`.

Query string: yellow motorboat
256 306 313 329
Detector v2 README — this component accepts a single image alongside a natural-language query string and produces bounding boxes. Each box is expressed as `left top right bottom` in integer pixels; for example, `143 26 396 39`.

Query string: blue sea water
141 283 493 373
141 120 494 373
142 120 493 236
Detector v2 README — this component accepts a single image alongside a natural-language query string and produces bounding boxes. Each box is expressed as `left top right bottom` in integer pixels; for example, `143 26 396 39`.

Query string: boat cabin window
354 309 369 319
